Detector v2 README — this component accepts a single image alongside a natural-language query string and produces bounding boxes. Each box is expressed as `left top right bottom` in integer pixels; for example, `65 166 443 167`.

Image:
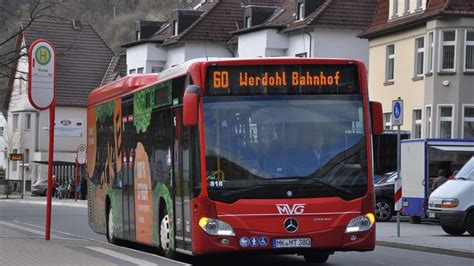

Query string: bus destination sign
206 64 360 96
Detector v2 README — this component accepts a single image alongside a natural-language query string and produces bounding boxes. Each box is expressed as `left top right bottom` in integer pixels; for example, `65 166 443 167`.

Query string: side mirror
370 101 383 135
183 85 201 126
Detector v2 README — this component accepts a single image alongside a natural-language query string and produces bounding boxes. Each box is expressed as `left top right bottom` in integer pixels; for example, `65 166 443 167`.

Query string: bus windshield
203 95 368 203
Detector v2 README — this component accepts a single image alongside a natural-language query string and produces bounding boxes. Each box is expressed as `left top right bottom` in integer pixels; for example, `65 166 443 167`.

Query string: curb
376 240 474 259
1 198 87 208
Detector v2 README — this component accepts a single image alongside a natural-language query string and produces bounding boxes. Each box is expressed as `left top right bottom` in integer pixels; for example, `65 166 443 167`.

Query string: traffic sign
77 144 86 164
392 99 403 126
28 39 56 110
9 153 23 161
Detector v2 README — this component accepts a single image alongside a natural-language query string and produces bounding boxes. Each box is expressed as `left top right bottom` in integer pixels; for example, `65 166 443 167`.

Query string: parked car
32 178 58 196
31 179 48 196
374 172 397 222
428 157 474 236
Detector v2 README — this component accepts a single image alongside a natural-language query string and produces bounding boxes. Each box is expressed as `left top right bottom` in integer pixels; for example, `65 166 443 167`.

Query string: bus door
172 108 192 250
122 99 136 241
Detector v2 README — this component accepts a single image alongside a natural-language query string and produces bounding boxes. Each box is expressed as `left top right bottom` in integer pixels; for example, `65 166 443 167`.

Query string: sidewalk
0 193 87 208
0 222 187 266
376 220 474 259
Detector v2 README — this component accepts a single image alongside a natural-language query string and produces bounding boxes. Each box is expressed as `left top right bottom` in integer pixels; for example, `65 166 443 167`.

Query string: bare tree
0 0 63 80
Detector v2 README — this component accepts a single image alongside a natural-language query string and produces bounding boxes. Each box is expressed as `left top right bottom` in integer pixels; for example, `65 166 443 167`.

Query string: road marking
85 246 158 266
8 221 190 265
0 220 60 238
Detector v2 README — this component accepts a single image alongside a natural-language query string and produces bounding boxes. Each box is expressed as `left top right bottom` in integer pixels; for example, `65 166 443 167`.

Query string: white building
124 0 377 74
4 20 114 191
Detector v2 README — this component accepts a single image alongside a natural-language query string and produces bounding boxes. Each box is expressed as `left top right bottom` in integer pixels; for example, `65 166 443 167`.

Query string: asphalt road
0 200 472 266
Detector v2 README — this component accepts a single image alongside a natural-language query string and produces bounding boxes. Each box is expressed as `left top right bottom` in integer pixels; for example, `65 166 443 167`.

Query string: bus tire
107 205 117 244
303 252 330 263
441 225 466 236
466 211 474 236
160 207 175 259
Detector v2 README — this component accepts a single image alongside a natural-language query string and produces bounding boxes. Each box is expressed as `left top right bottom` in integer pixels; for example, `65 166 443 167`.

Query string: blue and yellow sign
35 45 52 65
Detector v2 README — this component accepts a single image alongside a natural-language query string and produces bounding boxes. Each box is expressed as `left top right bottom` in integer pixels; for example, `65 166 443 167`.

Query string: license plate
428 212 436 218
272 238 311 248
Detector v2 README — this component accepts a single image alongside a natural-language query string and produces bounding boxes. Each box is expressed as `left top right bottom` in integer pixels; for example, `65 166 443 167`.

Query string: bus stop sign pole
392 98 403 237
28 39 56 241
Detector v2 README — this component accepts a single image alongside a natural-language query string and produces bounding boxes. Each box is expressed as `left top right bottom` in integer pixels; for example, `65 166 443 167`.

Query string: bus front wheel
160 208 175 259
303 252 330 263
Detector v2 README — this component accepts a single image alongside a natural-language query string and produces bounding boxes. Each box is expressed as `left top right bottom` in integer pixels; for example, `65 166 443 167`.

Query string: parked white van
428 156 474 236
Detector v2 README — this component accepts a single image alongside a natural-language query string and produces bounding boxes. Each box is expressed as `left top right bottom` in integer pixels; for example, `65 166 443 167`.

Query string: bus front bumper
191 225 375 255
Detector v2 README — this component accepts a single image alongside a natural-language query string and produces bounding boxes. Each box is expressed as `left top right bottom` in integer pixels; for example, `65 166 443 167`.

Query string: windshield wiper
305 177 352 195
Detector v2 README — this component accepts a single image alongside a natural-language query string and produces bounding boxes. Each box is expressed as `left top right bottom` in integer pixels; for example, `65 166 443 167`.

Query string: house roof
5 20 114 109
360 0 474 39
101 50 127 86
234 0 378 35
154 0 282 46
125 0 377 48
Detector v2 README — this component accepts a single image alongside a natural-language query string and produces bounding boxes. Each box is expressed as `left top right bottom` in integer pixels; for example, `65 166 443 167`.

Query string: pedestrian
80 178 87 200
432 169 448 191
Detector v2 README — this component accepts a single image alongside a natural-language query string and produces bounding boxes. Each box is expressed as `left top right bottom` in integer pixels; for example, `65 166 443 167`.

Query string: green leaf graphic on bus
133 88 154 133
96 100 115 123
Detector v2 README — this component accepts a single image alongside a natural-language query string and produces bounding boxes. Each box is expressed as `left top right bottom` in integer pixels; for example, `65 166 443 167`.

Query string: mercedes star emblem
284 217 299 233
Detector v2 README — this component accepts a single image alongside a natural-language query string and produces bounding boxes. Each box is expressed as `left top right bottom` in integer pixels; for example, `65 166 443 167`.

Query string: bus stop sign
28 39 55 110
392 99 403 126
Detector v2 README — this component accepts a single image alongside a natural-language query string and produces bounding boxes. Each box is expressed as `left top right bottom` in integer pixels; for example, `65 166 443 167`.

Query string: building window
383 112 392 130
465 30 474 72
391 0 398 18
462 105 474 139
412 109 422 138
173 20 178 36
244 16 251 28
137 67 144 74
438 105 454 138
416 0 422 10
129 69 136 75
297 2 304 21
425 106 432 138
404 0 410 14
386 44 395 82
24 149 29 164
12 149 17 172
427 31 434 74
0 127 3 137
440 30 456 71
414 37 424 77
25 114 31 130
13 114 19 130
151 67 161 73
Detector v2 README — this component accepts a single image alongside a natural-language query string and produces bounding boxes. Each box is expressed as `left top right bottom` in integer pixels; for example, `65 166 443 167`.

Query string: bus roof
88 74 158 107
88 57 365 107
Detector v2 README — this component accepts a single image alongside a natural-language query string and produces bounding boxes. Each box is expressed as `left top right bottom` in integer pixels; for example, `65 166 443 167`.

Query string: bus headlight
345 213 375 233
441 199 459 208
198 217 235 236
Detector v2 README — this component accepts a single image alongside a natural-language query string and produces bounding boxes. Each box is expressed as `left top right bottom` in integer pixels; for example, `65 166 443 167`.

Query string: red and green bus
87 58 383 263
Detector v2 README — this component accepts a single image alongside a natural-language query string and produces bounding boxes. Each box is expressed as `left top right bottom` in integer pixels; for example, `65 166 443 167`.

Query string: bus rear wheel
160 208 175 259
303 252 330 263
